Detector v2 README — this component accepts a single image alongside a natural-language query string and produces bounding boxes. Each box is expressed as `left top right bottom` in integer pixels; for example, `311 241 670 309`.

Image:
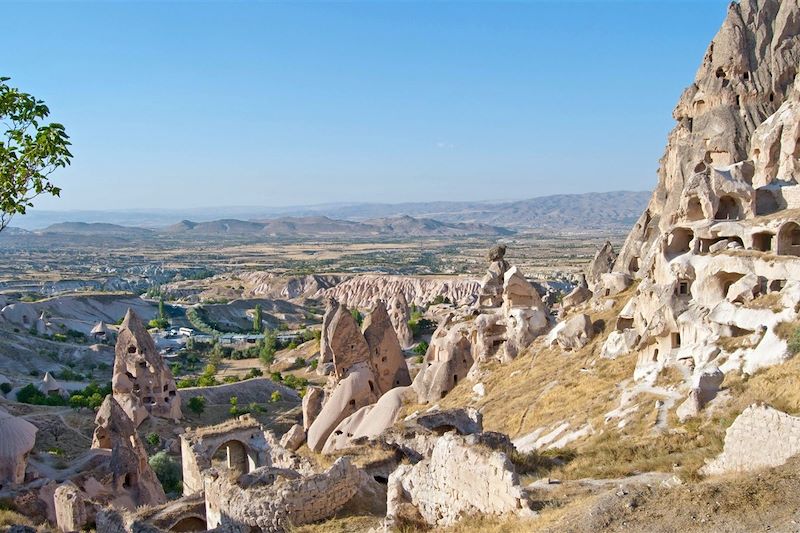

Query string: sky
4 0 731 211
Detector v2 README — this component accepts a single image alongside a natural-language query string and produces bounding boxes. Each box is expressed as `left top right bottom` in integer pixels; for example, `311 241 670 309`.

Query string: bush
412 341 429 355
309 359 318 371
270 371 283 383
148 318 170 330
223 375 240 384
293 357 306 369
788 327 800 354
145 433 160 447
148 451 182 494
17 384 67 406
270 391 282 403
350 309 364 326
282 374 308 391
414 355 424 364
244 368 263 380
187 396 206 415
0 383 11 395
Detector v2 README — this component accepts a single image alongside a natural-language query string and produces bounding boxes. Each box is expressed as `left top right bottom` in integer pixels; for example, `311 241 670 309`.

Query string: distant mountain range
11 215 512 239
7 190 650 233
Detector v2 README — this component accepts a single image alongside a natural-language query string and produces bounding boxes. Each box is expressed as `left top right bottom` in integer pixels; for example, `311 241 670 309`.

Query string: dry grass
0 509 55 532
653 365 684 388
744 292 783 312
290 515 382 532
440 286 639 441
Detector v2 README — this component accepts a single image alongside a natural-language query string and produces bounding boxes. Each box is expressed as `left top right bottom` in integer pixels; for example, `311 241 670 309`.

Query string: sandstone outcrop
279 424 305 452
412 315 474 403
111 309 181 427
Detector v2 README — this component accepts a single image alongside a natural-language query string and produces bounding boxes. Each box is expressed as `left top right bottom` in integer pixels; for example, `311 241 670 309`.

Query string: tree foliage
0 77 72 232
148 451 182 494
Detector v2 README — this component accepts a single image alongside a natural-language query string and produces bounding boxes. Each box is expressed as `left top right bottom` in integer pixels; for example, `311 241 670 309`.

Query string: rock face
413 248 551 403
0 407 37 488
587 241 617 290
703 404 800 475
204 458 364 531
302 386 324 430
279 424 305 452
387 433 533 527
322 274 481 309
362 301 412 393
412 315 474 403
317 297 339 373
554 313 594 352
308 301 411 453
387 292 414 350
592 0 800 415
111 309 181 427
54 483 89 533
91 396 166 507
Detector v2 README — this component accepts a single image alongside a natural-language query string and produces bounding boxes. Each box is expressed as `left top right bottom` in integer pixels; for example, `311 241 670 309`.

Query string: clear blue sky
5 0 730 211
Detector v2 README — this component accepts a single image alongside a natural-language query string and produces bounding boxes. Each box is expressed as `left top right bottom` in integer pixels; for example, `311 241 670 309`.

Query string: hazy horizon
5 1 729 211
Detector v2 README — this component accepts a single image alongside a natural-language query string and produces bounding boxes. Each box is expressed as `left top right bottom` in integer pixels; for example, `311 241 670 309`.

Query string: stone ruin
112 309 181 427
387 432 533 527
703 404 800 476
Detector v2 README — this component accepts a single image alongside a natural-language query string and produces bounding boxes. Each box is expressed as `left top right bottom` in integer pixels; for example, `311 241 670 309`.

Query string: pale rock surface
555 313 594 351
279 424 305 452
387 433 533 527
362 301 411 393
302 386 324 430
387 292 414 350
703 404 800 475
111 309 180 427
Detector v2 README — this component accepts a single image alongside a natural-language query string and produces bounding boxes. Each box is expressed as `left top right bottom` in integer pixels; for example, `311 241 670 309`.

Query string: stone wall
703 404 800 475
387 433 533 527
204 458 363 531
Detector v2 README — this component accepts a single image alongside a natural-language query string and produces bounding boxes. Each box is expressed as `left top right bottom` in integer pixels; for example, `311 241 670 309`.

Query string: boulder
302 386 324 430
555 313 594 351
280 424 306 452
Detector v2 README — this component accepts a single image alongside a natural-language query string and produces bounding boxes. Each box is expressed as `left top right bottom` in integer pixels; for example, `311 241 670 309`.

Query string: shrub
177 378 197 389
148 318 170 330
0 383 10 395
270 391 282 403
223 375 240 384
293 357 306 369
244 368 263 380
282 374 308 391
270 371 283 383
412 341 429 355
145 433 160 447
187 396 206 415
788 327 800 354
350 309 364 326
309 359 318 371
414 355 424 364
148 451 182 494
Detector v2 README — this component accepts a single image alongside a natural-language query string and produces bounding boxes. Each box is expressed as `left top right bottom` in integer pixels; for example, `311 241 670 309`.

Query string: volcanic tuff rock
387 292 414 350
321 274 481 309
615 0 800 277
111 309 181 427
387 433 533 528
